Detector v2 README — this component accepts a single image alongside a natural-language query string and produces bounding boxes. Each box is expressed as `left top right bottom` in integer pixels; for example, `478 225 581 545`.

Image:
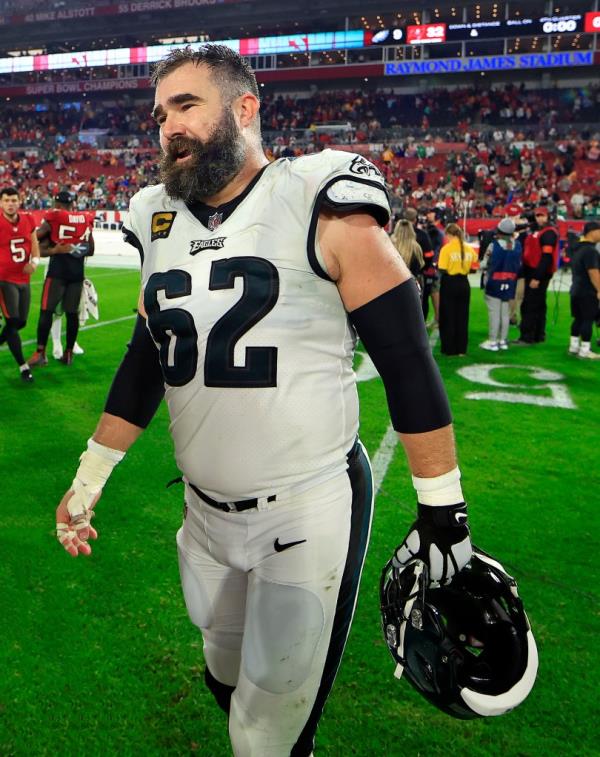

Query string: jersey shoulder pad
123 184 168 235
292 149 390 227
123 184 175 263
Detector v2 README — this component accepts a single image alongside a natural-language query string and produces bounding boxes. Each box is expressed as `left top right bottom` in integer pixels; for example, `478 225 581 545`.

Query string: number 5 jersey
123 150 390 501
0 212 36 284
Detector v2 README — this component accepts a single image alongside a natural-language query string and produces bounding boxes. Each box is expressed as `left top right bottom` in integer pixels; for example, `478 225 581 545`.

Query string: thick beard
159 107 247 204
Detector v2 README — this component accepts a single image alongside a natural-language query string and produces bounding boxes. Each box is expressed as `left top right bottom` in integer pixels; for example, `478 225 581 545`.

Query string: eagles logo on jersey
349 155 385 180
189 237 226 254
123 149 390 501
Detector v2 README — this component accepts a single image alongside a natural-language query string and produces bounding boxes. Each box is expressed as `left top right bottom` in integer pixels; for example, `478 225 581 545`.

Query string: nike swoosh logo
454 512 468 524
274 538 307 553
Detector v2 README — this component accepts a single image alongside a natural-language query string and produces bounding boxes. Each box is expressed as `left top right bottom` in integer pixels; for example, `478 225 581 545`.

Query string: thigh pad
242 580 325 695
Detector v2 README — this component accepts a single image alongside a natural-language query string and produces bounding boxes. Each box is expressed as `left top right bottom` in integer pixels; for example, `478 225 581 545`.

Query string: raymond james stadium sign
385 51 594 76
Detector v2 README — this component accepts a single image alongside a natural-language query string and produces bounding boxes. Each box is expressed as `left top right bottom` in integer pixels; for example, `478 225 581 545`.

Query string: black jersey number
205 257 279 387
144 270 199 387
144 258 279 388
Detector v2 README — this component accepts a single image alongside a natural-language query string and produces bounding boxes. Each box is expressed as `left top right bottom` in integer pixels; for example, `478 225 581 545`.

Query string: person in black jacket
568 220 600 359
516 207 559 344
403 208 434 321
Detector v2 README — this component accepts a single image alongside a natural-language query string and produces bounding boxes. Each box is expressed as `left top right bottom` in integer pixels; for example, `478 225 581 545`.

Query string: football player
0 186 40 383
54 46 472 757
28 191 94 367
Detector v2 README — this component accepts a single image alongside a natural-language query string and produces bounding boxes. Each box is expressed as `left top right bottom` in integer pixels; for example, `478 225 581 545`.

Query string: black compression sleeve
349 280 452 434
104 314 165 428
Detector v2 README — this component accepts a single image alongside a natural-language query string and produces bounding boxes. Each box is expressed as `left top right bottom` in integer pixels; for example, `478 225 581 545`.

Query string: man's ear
235 92 260 131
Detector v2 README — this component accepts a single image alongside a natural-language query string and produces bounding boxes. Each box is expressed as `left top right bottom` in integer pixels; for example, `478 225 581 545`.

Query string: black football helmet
380 546 538 719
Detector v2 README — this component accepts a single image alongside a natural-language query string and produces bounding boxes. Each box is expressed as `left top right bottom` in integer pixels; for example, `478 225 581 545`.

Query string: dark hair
151 44 260 103
1 187 19 198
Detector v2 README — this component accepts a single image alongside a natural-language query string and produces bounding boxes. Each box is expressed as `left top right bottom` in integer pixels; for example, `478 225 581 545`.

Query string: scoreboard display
406 24 446 44
373 14 591 46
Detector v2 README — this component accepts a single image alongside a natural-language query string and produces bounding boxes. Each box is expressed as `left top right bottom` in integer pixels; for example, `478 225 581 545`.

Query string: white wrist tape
412 466 464 506
67 438 125 521
31 257 40 266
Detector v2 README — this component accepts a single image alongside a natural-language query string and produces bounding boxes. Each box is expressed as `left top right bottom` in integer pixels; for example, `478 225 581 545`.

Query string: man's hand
54 437 125 557
56 489 100 557
22 262 36 275
393 502 472 586
52 243 74 254
529 279 540 289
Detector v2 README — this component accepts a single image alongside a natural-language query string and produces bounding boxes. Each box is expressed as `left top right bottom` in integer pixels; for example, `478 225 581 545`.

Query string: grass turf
0 267 598 756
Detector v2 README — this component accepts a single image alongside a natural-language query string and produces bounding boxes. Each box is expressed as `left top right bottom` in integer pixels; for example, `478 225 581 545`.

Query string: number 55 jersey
123 150 390 501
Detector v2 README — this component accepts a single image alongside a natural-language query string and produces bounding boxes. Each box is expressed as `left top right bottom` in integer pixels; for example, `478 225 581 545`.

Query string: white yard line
371 423 398 495
1 314 136 351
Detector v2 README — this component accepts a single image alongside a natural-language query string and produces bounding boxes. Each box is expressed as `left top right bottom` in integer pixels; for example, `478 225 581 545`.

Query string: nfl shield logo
208 211 223 231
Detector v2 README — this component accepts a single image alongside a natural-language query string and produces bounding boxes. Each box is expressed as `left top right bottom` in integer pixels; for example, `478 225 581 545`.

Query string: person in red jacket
28 191 94 367
0 187 40 383
516 207 559 344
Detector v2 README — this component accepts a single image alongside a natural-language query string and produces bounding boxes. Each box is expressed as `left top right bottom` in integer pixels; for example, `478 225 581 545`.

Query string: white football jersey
124 149 390 500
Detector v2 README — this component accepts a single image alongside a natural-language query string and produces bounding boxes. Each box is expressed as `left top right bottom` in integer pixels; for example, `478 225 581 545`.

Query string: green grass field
1 266 598 757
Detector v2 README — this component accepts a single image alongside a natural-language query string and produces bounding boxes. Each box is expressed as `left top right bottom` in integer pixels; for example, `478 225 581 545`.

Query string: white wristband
30 257 40 266
68 438 125 520
87 437 126 465
412 466 464 506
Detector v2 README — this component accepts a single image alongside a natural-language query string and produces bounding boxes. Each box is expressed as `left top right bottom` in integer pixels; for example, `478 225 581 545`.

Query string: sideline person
480 218 522 351
568 220 600 359
438 223 478 356
517 206 559 344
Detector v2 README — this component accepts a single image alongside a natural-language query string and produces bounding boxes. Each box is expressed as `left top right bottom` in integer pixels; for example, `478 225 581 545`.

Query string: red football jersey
44 208 93 245
0 212 37 284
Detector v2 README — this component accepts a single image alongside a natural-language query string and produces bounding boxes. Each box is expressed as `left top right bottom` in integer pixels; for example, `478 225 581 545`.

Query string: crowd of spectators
2 84 600 148
372 134 600 223
0 102 156 146
260 84 600 134
0 140 159 211
0 84 599 219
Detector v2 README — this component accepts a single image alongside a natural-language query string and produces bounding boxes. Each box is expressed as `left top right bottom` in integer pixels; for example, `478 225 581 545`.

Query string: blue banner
385 50 594 76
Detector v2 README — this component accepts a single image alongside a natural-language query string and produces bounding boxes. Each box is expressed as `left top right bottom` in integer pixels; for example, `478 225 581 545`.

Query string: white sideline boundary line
76 314 137 333
0 314 136 351
29 270 138 287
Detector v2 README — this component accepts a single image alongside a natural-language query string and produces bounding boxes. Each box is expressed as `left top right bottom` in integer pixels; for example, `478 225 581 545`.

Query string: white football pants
176 443 373 757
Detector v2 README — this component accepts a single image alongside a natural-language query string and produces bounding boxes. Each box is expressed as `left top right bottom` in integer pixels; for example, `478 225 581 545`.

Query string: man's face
534 212 548 225
1 193 20 217
588 229 600 244
153 62 247 203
